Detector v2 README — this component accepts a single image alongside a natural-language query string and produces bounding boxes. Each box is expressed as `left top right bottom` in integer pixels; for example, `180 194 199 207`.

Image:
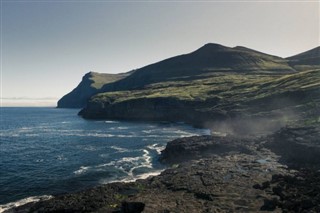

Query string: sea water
0 107 209 207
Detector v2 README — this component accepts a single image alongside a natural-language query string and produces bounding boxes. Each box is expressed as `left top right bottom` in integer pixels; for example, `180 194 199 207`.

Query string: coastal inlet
0 107 209 206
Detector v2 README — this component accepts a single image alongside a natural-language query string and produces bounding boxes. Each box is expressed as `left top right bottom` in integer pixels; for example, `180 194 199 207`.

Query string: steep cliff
79 69 320 129
57 71 130 108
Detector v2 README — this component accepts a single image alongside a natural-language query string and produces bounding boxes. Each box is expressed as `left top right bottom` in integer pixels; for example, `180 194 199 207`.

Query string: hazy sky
1 0 319 106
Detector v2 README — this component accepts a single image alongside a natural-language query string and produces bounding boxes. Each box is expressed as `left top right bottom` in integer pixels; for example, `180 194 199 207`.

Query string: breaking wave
0 195 53 213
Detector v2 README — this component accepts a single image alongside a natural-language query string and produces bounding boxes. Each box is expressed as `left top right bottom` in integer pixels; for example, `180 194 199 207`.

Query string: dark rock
265 125 320 170
120 201 145 213
159 135 252 164
260 198 278 211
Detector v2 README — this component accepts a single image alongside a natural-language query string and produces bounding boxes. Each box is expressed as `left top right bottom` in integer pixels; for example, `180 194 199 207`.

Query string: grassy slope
286 46 320 71
59 44 296 108
89 72 128 89
99 44 295 92
89 69 320 125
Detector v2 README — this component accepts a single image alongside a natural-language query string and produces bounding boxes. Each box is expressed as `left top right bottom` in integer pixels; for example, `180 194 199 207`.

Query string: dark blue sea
0 107 209 208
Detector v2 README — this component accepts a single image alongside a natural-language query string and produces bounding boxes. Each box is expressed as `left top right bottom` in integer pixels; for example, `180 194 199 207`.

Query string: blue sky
1 1 319 106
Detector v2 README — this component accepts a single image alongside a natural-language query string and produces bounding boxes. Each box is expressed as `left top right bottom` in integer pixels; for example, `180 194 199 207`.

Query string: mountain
100 43 295 92
286 46 320 70
58 43 297 108
57 71 131 108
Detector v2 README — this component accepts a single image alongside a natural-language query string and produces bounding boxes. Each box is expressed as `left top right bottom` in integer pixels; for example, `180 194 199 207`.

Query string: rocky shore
7 125 320 213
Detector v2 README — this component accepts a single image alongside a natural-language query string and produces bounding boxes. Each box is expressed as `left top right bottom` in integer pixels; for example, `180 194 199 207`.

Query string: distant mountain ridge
286 46 320 71
58 43 304 108
100 43 295 92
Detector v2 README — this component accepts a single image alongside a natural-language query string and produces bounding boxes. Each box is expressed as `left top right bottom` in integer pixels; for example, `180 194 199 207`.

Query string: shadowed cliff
57 72 131 108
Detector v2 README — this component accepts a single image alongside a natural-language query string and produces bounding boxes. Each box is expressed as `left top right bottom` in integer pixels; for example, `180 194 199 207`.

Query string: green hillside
286 46 320 71
80 69 320 132
100 43 295 92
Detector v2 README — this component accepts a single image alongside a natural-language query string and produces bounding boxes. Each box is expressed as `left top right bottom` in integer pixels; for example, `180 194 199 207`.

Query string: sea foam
0 195 53 213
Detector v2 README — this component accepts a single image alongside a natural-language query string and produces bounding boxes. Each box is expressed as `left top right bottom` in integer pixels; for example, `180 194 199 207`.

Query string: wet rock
159 135 252 164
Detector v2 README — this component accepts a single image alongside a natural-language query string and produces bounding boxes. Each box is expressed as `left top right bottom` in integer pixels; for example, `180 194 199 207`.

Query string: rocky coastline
7 124 320 213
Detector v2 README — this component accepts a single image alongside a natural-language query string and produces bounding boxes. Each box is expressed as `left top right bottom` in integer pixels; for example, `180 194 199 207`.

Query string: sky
0 0 319 106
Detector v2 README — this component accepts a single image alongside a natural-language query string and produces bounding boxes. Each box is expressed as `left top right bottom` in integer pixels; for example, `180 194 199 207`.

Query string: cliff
57 71 130 108
79 69 320 130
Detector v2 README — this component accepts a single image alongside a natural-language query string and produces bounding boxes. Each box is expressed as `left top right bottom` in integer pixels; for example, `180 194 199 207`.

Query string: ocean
0 107 209 207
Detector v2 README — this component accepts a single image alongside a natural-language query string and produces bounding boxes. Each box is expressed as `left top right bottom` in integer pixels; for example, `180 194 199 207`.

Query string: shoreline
6 124 320 212
0 171 165 213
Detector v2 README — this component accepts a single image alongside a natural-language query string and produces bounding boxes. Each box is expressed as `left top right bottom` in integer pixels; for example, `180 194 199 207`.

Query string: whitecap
103 170 164 184
146 144 165 154
105 120 119 124
116 127 129 130
56 155 67 161
110 146 129 153
0 195 53 212
74 166 90 175
142 130 154 134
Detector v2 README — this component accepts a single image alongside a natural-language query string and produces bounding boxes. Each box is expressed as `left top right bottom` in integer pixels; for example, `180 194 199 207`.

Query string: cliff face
79 97 225 126
79 69 320 129
57 72 130 108
61 44 320 125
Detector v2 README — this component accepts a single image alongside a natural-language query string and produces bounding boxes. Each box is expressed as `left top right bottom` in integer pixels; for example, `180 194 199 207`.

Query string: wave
61 133 138 138
101 170 164 184
109 126 129 130
142 129 155 134
104 121 119 124
146 143 165 154
110 146 130 153
0 195 52 213
76 148 155 177
73 166 91 175
115 170 163 183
